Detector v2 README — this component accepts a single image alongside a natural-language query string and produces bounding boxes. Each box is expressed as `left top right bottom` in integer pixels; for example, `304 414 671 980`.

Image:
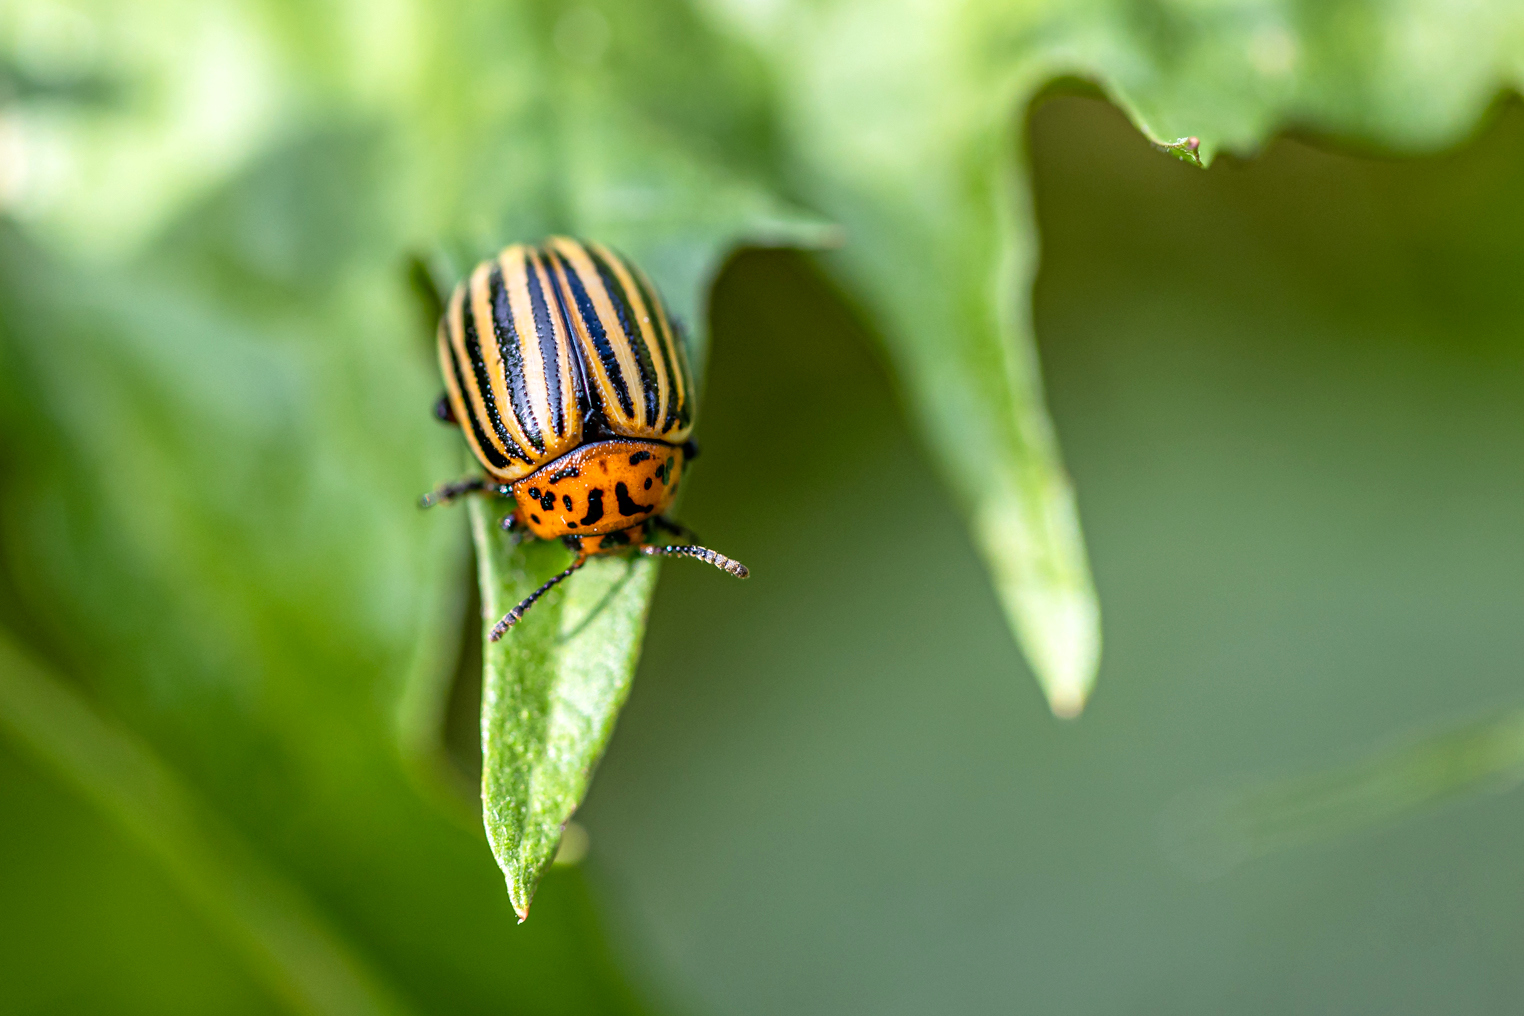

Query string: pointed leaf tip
974 487 1100 718
1012 581 1099 719
1048 682 1090 720
507 870 532 923
1152 135 1205 167
499 854 546 922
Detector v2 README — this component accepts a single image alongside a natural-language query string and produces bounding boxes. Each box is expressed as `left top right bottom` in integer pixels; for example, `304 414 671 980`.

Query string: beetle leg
499 512 529 544
489 553 588 640
651 515 698 541
419 477 511 508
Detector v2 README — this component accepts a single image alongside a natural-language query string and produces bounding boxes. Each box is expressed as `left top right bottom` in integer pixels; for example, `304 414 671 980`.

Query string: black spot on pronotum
615 482 653 517
550 466 580 483
562 494 573 511
628 450 652 466
539 492 555 511
531 514 541 523
644 477 652 490
568 521 579 528
528 487 541 499
580 488 605 525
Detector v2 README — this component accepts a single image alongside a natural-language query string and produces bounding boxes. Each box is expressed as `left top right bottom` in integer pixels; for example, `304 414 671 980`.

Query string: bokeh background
5 3 1524 1014
580 95 1524 1014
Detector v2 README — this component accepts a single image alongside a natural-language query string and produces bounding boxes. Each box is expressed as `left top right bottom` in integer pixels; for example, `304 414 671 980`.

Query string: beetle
421 237 748 640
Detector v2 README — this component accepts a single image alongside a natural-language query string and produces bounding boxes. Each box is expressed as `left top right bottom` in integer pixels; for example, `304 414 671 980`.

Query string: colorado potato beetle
422 237 748 639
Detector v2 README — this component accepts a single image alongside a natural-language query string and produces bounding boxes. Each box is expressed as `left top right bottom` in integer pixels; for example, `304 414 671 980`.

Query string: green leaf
714 3 1111 713
0 631 410 1016
469 501 660 920
702 0 1524 713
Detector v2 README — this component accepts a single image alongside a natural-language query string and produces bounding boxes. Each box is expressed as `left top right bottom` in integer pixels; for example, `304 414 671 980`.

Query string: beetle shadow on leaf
555 556 640 645
438 548 641 789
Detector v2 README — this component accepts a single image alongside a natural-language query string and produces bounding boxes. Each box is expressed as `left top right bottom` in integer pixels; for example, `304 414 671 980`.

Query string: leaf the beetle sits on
470 500 661 921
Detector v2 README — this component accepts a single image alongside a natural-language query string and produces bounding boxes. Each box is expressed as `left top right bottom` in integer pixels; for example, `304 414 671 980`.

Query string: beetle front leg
500 510 531 544
650 515 699 541
419 477 511 508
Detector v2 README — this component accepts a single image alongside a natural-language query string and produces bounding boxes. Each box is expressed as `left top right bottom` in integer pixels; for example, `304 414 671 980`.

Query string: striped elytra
426 237 745 640
437 236 694 483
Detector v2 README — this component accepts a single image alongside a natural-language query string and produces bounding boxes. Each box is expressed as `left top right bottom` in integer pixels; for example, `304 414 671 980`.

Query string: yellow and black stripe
438 237 694 482
542 237 693 442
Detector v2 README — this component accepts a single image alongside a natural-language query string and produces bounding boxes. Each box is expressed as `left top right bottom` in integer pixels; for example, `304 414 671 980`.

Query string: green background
579 94 1524 1013
5 70 1524 1016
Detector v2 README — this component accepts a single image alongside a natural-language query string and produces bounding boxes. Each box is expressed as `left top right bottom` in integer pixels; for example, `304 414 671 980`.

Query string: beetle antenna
640 544 749 579
489 556 587 640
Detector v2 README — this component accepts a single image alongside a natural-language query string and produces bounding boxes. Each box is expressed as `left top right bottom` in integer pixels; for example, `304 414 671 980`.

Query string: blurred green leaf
0 631 409 1016
706 0 1524 712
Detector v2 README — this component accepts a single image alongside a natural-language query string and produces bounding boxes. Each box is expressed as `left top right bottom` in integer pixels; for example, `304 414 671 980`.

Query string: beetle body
425 237 745 637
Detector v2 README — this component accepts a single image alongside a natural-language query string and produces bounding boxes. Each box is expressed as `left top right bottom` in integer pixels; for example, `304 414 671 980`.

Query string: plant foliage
2 0 1522 1006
